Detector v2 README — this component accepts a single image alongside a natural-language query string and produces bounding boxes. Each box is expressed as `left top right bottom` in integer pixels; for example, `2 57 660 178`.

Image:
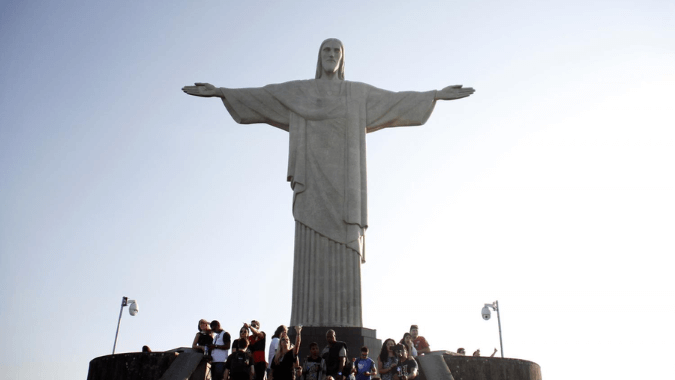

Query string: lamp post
112 296 139 355
481 300 503 358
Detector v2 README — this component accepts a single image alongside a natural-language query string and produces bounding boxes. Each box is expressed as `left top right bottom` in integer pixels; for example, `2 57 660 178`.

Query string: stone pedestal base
288 326 381 361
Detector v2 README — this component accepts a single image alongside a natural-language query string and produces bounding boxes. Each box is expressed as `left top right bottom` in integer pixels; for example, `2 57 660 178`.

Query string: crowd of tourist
186 321 496 380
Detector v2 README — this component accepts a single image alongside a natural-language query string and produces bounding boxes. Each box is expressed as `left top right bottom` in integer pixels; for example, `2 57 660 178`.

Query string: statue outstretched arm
183 82 291 130
434 85 475 100
182 82 224 98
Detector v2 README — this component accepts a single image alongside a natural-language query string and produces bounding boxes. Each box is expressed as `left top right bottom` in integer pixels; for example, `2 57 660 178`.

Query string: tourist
232 324 250 352
247 320 268 380
392 344 417 380
301 342 324 380
225 337 255 380
192 319 214 355
268 325 288 377
321 330 348 380
270 325 302 380
409 325 430 355
377 339 398 380
353 346 376 380
210 320 232 380
399 333 417 358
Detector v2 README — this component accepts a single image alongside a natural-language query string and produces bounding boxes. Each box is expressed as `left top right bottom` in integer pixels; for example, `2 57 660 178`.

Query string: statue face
321 40 342 75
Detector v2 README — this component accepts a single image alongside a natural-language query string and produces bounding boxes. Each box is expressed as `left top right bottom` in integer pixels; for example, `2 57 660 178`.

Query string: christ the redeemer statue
183 38 474 327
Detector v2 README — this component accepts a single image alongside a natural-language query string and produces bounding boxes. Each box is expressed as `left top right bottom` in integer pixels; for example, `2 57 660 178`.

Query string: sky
1 0 673 379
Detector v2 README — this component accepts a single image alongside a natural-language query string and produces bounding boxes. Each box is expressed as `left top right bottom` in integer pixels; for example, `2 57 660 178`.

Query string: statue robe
221 80 437 326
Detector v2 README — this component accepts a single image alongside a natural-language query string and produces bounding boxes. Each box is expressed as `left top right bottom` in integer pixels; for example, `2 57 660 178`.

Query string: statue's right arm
183 82 291 130
182 82 225 98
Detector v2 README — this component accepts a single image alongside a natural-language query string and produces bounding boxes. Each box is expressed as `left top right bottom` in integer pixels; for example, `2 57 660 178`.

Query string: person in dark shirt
247 320 268 380
192 319 214 355
321 330 347 380
225 337 255 380
270 325 302 380
392 344 417 380
233 324 251 352
268 325 289 377
301 342 324 380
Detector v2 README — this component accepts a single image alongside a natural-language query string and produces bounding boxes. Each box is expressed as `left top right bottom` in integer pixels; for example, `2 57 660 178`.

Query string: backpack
230 351 251 375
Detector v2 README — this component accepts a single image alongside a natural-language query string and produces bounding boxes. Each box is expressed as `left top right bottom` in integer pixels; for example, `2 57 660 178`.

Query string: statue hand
435 85 475 100
182 82 221 98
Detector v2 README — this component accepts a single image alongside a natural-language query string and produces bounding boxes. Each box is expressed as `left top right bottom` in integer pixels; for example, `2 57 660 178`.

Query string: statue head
315 38 345 80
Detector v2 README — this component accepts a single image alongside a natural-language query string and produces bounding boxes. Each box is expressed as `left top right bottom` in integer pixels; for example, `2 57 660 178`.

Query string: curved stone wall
87 352 178 380
440 355 542 380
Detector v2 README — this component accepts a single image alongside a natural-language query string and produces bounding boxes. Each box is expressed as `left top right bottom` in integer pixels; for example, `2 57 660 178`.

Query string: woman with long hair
192 319 214 355
268 325 288 375
377 338 398 380
270 325 302 380
232 324 250 351
399 333 418 357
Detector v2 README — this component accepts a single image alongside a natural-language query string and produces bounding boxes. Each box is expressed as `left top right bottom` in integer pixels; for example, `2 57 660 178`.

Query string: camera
481 306 491 320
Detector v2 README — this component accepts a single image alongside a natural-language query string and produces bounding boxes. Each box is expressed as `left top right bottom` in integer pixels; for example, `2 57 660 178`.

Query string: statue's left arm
364 84 474 133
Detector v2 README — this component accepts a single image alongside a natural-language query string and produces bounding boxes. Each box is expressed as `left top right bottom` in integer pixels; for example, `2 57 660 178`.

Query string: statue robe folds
221 80 436 326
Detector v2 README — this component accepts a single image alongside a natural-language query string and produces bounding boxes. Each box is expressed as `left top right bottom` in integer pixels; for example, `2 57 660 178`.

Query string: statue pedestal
288 326 381 360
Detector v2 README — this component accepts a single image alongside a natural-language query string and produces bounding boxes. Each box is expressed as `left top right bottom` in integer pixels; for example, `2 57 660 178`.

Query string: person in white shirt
210 320 232 380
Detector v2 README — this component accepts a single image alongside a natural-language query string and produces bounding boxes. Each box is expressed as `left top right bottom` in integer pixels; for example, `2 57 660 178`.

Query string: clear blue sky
1 1 673 379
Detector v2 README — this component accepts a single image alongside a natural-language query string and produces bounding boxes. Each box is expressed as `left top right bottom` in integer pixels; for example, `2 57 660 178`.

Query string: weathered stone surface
87 351 178 380
439 355 542 380
87 348 211 380
417 353 455 380
182 39 475 328
159 349 209 380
